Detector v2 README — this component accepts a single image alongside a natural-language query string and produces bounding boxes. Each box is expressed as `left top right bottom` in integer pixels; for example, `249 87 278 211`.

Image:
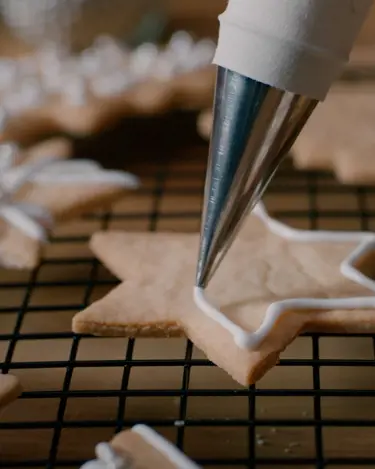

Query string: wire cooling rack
1 112 375 468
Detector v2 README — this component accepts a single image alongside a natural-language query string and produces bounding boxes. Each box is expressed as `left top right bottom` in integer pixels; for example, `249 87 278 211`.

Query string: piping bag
196 0 374 289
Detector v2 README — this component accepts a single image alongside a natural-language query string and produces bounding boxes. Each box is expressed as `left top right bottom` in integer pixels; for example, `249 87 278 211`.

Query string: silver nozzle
196 66 318 288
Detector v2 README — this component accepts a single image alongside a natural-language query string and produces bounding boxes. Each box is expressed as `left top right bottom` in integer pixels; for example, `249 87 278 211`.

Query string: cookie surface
0 373 22 411
73 204 375 385
82 424 200 469
292 85 375 184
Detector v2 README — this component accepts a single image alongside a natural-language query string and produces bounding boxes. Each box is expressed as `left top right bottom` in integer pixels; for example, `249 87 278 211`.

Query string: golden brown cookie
73 203 375 386
0 139 139 269
82 425 200 469
0 374 22 411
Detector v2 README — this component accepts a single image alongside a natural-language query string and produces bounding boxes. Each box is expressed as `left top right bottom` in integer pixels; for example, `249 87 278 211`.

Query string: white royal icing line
30 160 140 188
341 240 375 292
80 442 131 469
132 424 201 469
194 202 375 351
0 204 48 241
0 145 140 241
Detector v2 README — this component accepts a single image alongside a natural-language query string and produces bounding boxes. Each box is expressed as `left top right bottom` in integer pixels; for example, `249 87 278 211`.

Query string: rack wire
1 112 375 468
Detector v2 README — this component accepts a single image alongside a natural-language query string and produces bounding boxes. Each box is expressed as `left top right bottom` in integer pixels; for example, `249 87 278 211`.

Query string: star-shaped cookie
0 139 139 269
0 373 22 412
81 425 200 469
292 84 375 184
73 204 375 386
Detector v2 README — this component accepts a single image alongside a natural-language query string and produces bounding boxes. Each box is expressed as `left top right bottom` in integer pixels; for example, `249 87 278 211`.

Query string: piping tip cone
196 66 317 288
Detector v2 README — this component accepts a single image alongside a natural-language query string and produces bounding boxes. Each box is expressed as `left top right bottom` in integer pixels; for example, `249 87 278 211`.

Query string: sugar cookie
73 203 375 385
0 139 139 269
81 424 200 469
0 373 22 411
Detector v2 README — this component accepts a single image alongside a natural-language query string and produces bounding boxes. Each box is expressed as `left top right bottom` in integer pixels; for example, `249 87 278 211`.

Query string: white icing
0 60 17 91
2 76 46 115
90 72 133 98
0 107 9 133
87 31 215 96
194 202 375 350
61 74 87 107
30 160 139 187
80 442 130 469
132 424 201 469
0 145 139 240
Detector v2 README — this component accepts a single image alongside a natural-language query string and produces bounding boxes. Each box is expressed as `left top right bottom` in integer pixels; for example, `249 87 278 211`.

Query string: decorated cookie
292 84 375 183
73 203 375 386
0 140 139 269
0 32 216 140
81 424 200 469
0 373 22 411
44 65 216 136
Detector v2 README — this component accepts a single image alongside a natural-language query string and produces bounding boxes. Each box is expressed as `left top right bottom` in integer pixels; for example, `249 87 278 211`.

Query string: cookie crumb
288 442 300 448
256 433 268 446
256 438 267 446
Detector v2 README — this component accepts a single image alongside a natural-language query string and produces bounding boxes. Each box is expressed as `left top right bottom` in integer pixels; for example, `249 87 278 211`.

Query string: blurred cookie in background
0 374 22 412
292 84 375 184
0 1 219 144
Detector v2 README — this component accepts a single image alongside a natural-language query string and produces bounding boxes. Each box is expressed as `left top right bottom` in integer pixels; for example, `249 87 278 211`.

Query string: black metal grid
1 115 375 468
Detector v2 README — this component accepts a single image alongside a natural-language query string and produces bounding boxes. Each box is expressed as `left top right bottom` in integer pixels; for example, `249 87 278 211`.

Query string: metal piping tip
196 66 317 288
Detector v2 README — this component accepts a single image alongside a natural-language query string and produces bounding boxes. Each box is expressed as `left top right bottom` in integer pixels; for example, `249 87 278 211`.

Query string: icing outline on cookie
80 425 200 469
194 202 375 350
0 144 139 241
